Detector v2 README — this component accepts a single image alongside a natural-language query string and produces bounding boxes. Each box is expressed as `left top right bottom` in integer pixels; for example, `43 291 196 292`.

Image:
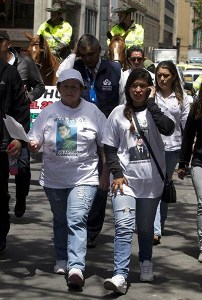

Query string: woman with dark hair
153 60 190 245
177 83 202 263
28 69 107 289
103 69 174 294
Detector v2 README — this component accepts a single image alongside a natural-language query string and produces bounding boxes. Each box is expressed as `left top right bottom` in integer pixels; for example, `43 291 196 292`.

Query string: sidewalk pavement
0 156 201 300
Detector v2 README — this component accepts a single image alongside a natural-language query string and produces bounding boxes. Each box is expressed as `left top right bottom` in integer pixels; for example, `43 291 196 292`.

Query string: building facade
1 0 200 63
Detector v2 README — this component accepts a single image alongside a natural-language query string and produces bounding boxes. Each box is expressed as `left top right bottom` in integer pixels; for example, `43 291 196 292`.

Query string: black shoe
14 200 26 218
87 237 96 248
0 238 6 255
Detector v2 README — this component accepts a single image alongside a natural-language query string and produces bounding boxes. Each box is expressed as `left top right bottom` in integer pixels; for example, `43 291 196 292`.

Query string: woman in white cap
28 69 107 289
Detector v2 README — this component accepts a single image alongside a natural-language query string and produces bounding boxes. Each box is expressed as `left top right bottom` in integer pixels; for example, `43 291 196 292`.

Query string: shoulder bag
133 113 176 203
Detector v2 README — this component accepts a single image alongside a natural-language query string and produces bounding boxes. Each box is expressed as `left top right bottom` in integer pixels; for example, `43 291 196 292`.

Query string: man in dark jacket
57 34 125 248
0 30 45 218
0 53 30 254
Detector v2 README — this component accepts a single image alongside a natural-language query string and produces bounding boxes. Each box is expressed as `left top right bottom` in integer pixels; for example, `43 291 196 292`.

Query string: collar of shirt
86 58 101 75
8 52 15 65
157 91 176 101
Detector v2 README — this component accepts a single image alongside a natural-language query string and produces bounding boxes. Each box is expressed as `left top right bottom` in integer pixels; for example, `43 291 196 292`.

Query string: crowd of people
0 1 201 296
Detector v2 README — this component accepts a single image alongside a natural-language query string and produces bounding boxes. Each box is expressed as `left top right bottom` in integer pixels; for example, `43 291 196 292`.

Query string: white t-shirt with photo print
28 98 106 188
103 104 166 198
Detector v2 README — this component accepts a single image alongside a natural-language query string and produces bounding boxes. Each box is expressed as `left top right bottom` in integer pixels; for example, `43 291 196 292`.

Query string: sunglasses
129 57 143 62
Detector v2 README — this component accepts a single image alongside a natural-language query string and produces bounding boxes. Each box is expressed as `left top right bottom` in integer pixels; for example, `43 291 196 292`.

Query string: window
0 0 34 28
165 15 173 27
85 8 97 35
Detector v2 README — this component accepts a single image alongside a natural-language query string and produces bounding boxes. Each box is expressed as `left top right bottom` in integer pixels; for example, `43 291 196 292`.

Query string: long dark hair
155 60 183 104
191 84 202 119
124 68 153 133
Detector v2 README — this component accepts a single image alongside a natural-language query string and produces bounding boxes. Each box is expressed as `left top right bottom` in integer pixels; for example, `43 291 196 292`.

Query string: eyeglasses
129 57 143 62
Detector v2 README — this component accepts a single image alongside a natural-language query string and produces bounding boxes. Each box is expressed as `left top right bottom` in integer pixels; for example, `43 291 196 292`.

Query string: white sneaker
68 268 84 288
140 260 153 282
198 251 202 263
104 274 127 295
54 260 67 274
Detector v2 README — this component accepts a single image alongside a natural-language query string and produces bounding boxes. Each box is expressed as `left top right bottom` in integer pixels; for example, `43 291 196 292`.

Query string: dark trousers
15 147 31 202
0 151 10 239
87 153 109 239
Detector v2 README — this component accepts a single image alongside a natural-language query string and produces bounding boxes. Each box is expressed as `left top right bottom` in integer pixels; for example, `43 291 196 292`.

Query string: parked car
177 63 202 72
183 68 202 82
183 69 202 99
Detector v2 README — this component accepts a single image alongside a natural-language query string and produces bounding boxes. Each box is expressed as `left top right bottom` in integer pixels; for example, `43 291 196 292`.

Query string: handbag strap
133 112 165 182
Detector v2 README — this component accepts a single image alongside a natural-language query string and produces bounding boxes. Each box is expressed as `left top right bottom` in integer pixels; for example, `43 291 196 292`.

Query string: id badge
89 86 96 103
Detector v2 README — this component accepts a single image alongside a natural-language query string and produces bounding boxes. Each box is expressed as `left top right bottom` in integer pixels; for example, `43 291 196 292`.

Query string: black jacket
179 101 202 168
11 48 45 102
0 60 30 150
74 59 121 118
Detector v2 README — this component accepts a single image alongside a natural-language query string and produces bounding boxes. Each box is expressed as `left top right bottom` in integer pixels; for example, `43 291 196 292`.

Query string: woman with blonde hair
153 60 190 245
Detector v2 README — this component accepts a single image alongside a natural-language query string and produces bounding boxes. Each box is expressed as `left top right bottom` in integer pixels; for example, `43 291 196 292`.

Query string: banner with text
30 86 60 127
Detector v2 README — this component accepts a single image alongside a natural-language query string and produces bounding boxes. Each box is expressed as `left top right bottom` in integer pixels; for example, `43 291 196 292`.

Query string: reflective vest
108 22 144 49
37 20 72 52
193 74 202 92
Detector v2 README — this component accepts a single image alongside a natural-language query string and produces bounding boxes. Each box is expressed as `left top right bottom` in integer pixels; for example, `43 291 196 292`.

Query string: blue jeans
191 166 202 251
44 185 97 271
112 194 160 278
154 150 180 236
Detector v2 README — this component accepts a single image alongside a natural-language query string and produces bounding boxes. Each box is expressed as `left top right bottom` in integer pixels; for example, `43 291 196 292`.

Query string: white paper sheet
3 115 29 142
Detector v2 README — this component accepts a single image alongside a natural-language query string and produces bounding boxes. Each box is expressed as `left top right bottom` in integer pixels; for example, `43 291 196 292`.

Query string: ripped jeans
44 185 97 271
191 166 202 250
112 194 160 278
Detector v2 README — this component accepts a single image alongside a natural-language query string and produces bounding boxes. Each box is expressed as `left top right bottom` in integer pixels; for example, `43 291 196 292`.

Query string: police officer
108 4 144 49
193 74 202 94
37 2 72 60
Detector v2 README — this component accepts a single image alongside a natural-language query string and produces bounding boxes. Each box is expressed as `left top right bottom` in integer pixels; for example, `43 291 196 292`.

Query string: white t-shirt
103 105 165 198
28 98 106 188
155 91 190 151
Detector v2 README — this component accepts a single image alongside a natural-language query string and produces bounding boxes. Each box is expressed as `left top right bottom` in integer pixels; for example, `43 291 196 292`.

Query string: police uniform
37 3 72 57
108 5 144 49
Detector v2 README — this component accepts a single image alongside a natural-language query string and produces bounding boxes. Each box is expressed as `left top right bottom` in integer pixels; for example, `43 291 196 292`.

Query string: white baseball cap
57 69 84 86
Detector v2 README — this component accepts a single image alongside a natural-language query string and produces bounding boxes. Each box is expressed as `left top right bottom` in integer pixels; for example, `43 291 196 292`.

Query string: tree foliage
193 0 202 28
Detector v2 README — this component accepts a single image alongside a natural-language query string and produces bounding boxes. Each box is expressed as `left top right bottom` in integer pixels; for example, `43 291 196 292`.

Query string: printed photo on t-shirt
129 131 150 162
56 119 77 153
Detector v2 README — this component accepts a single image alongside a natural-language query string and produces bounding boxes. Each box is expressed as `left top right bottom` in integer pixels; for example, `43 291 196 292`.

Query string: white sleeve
181 92 190 130
56 53 76 77
119 69 126 104
96 110 107 147
102 109 120 149
28 112 44 147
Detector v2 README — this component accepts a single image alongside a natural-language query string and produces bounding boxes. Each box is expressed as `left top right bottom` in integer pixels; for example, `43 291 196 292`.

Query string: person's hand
70 41 78 55
177 168 186 180
111 177 128 195
147 86 156 98
28 140 40 152
7 140 22 158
